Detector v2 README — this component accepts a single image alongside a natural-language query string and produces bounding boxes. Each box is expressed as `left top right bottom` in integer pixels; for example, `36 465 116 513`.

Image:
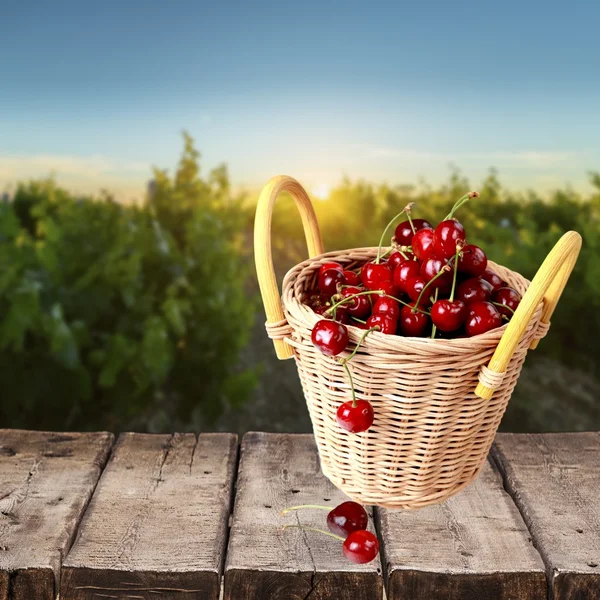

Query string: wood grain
223 432 383 600
493 432 600 600
0 429 113 600
377 458 546 600
61 433 237 600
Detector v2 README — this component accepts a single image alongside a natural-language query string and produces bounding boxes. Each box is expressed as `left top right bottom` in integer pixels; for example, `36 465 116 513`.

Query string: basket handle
475 230 582 400
254 175 324 360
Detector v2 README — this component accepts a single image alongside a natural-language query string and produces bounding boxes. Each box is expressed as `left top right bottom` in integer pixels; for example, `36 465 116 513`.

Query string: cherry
405 276 431 306
327 502 369 538
311 320 349 355
465 301 503 336
399 305 430 336
372 296 400 321
394 218 432 246
431 299 467 332
361 261 392 290
393 259 421 293
319 268 346 297
420 256 452 291
458 244 487 277
366 313 397 334
493 287 521 317
320 261 344 275
334 306 351 324
376 280 402 298
433 219 466 258
342 530 380 564
456 277 493 304
336 399 375 433
411 228 436 261
343 270 361 286
341 286 371 318
481 268 504 292
387 250 406 272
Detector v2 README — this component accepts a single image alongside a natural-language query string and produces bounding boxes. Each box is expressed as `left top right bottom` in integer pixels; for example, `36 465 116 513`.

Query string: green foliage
0 134 256 431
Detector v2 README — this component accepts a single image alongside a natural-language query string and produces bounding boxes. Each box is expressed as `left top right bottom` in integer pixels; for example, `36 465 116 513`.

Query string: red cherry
493 287 521 317
411 228 436 261
458 244 487 277
361 261 392 290
320 261 344 275
394 218 433 246
311 320 349 355
456 277 493 304
387 251 405 273
336 399 375 433
393 259 421 293
376 280 402 298
319 268 346 297
334 306 351 324
342 530 380 564
366 313 397 334
433 219 466 258
481 268 505 292
405 276 431 306
465 301 503 336
372 296 400 321
431 299 467 332
343 270 361 286
326 502 369 538
399 305 430 336
341 286 371 318
420 256 452 291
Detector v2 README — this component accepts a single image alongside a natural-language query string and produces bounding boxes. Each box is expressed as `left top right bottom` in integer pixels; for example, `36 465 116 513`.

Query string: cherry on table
465 301 503 336
341 286 371 318
399 305 430 337
456 277 493 304
327 501 369 538
366 313 397 334
373 296 400 321
393 259 421 293
481 268 505 292
343 270 361 286
336 399 375 433
431 299 467 332
412 228 436 261
342 530 380 564
319 268 346 297
320 261 344 275
394 218 433 246
493 287 521 317
361 261 393 290
433 219 466 258
311 320 349 355
458 244 487 277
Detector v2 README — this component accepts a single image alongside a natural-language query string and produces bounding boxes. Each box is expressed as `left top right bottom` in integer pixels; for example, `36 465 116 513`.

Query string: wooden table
0 430 598 600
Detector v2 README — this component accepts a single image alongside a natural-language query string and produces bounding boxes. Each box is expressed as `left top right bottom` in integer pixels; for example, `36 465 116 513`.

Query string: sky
1 0 600 201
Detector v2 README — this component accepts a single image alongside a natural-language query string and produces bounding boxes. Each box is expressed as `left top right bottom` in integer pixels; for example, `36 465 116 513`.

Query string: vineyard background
1 134 599 434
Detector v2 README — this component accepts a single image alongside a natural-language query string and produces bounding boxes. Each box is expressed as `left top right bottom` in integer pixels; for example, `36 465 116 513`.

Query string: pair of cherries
282 501 379 564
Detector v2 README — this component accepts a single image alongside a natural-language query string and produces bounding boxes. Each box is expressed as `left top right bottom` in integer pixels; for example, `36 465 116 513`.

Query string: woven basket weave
255 175 581 509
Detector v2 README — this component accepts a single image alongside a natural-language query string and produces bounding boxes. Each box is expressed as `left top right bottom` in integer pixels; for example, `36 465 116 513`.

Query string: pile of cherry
306 192 522 434
282 501 379 564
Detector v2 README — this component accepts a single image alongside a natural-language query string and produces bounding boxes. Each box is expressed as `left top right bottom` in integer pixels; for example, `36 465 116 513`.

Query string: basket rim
280 246 543 356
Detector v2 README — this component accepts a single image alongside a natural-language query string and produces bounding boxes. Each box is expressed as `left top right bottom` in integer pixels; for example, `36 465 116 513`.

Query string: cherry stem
340 360 357 406
327 290 430 316
492 301 515 315
405 208 416 234
351 316 367 324
449 244 461 303
430 289 439 338
281 504 332 515
342 327 379 364
376 209 407 263
444 191 480 220
282 524 345 542
412 267 451 313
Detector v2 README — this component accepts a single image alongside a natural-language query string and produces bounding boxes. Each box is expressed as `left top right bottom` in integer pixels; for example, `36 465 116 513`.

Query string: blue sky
2 0 599 200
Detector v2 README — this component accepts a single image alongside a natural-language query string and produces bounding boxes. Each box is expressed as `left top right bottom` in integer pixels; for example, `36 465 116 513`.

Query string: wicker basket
255 175 581 509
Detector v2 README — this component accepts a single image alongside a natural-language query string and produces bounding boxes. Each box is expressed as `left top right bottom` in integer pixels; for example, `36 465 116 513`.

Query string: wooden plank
0 429 113 600
223 432 383 600
493 432 600 600
377 458 547 600
61 432 237 600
